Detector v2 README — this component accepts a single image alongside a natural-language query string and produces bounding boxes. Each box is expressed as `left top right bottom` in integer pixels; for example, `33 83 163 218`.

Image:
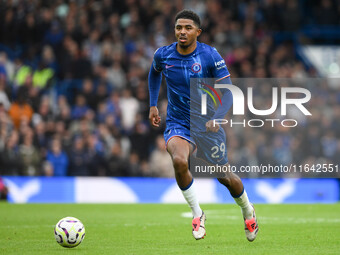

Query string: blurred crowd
0 0 339 178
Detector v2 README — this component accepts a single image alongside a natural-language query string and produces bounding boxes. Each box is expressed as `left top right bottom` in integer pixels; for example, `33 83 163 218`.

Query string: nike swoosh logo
166 65 174 69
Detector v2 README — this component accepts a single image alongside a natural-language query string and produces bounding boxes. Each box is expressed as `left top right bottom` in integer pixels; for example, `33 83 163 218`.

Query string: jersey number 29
211 142 226 158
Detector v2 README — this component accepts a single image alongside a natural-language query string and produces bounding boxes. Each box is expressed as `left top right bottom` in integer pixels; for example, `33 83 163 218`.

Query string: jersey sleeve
152 47 163 72
209 48 230 82
209 48 233 119
148 48 164 107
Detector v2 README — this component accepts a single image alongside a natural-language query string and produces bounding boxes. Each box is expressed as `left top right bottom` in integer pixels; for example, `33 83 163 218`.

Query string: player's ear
197 28 202 37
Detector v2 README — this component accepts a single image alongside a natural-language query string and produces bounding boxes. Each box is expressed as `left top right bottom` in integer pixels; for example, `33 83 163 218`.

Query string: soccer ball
54 216 85 248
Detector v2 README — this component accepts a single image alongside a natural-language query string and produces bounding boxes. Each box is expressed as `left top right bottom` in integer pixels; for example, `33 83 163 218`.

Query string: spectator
42 161 54 177
8 87 34 129
33 120 48 154
129 115 151 161
95 82 110 104
0 52 14 82
32 62 54 90
282 0 301 31
0 131 22 175
127 152 143 176
0 111 13 149
0 87 11 112
44 20 64 48
83 30 101 66
71 94 90 120
119 88 139 132
13 59 32 88
79 79 98 111
314 0 338 25
107 142 129 176
85 133 107 176
46 138 69 176
149 135 174 177
40 45 58 74
105 91 121 127
96 101 108 124
19 131 41 176
68 136 90 176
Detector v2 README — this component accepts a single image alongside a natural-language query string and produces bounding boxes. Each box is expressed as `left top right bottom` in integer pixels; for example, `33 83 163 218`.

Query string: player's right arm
149 106 161 127
148 48 163 128
204 47 233 132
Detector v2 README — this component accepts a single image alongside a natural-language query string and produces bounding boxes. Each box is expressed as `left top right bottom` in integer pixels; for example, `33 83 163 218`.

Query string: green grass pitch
1 203 340 255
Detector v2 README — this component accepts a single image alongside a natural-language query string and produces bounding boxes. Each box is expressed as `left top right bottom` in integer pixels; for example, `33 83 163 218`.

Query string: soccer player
148 10 258 241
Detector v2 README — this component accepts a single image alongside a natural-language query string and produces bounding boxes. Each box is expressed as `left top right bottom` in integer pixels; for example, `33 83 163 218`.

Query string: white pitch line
181 210 340 224
0 225 54 228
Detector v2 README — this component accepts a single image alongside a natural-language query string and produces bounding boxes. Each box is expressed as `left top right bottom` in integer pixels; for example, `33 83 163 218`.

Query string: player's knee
172 155 188 173
217 177 231 188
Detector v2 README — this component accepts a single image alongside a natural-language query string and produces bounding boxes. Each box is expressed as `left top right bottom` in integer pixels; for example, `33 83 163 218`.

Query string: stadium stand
0 0 339 178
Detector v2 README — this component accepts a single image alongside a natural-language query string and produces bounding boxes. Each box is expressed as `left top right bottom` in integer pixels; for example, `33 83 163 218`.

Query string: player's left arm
206 48 233 132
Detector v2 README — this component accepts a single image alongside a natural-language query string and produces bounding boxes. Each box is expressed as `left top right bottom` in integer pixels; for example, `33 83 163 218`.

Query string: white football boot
244 204 259 242
192 211 206 240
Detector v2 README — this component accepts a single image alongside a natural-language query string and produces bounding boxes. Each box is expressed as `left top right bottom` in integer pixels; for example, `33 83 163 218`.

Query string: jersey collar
174 42 199 57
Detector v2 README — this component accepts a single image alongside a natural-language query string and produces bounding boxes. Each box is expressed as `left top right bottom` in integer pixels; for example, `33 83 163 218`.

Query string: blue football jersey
152 42 230 131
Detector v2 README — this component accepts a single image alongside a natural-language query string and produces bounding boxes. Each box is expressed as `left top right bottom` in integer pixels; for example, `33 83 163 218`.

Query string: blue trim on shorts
164 125 196 150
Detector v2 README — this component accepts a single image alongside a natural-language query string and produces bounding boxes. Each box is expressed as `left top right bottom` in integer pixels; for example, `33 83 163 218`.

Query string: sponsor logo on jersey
214 60 226 70
166 64 174 69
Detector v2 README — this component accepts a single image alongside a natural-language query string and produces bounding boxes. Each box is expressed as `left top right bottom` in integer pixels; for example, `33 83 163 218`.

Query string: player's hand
149 106 161 127
206 120 219 132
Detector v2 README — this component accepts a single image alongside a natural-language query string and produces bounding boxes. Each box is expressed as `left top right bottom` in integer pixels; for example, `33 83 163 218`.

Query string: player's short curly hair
175 9 201 28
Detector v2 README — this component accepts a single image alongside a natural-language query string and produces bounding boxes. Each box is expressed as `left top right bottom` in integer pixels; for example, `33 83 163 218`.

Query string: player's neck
176 41 197 55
